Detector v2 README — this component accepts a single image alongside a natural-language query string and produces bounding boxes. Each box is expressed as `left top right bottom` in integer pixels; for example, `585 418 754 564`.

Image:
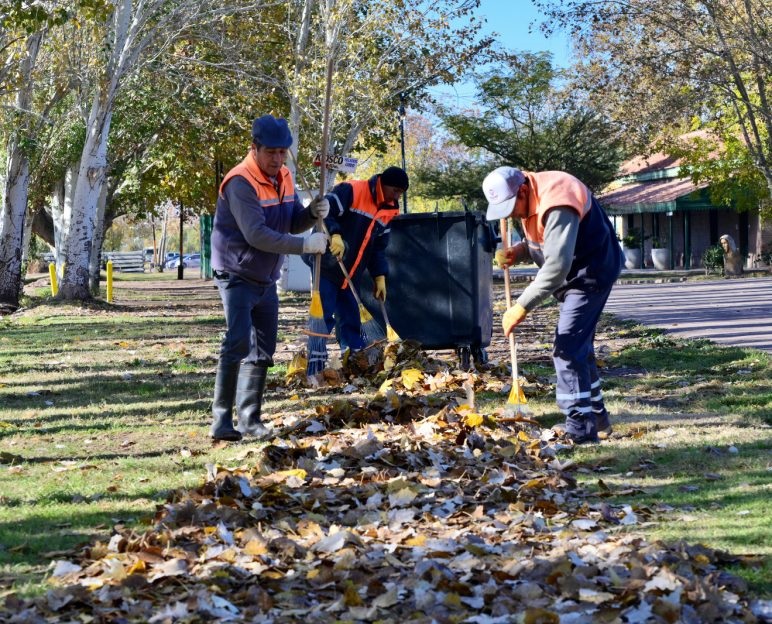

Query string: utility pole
399 93 407 213
177 201 184 280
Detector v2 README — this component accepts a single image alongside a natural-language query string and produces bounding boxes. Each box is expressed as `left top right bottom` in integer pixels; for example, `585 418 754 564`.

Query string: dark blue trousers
319 275 365 352
215 274 278 367
553 284 614 435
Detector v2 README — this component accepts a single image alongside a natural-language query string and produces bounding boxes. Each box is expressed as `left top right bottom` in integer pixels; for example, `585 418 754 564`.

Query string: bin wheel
457 347 472 371
472 346 488 366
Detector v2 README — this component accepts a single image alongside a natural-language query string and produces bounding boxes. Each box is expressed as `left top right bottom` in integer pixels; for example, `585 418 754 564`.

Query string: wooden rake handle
500 218 519 389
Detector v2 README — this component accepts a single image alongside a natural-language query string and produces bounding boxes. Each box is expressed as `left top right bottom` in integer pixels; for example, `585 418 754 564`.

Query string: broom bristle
386 325 400 342
360 305 385 344
306 291 328 376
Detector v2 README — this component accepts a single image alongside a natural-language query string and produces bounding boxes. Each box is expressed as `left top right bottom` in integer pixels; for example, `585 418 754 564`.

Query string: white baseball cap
482 166 526 221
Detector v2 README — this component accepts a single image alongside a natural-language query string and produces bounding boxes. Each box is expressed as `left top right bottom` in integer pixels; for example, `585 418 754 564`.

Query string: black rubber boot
210 362 242 442
560 412 599 445
235 363 272 439
593 408 613 437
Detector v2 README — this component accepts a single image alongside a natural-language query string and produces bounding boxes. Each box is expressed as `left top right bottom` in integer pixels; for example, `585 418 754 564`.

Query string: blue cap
251 115 293 148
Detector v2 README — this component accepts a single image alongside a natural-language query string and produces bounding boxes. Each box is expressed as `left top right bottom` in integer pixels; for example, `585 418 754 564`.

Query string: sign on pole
313 152 358 174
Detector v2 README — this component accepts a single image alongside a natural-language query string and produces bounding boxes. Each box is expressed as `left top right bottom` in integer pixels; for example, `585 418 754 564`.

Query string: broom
379 300 400 342
320 223 385 345
288 152 384 347
500 218 529 416
306 56 335 377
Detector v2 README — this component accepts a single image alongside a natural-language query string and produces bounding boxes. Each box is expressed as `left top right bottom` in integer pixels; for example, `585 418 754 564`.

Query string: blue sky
430 0 572 106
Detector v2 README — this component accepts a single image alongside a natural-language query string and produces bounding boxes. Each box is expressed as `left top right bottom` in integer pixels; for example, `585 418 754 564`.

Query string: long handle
318 221 367 308
314 56 335 292
287 150 366 310
500 218 519 392
379 299 391 328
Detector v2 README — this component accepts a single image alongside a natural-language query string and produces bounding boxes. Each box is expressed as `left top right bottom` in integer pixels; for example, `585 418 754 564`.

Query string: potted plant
650 236 670 270
620 227 643 269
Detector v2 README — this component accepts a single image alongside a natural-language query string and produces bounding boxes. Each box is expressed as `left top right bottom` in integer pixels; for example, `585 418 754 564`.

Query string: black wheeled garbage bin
360 210 496 369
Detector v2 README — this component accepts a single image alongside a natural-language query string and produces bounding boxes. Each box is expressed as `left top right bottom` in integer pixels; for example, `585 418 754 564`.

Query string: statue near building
719 234 744 276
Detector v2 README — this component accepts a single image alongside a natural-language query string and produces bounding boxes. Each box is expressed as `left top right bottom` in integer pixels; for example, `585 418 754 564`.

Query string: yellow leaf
204 526 217 535
404 534 426 547
244 539 268 556
464 412 483 428
126 559 146 575
517 430 531 442
400 368 423 390
277 468 307 480
377 378 394 395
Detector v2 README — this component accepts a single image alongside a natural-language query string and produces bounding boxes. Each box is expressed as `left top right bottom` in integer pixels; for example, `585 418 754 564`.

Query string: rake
305 56 335 378
499 218 529 416
288 151 385 348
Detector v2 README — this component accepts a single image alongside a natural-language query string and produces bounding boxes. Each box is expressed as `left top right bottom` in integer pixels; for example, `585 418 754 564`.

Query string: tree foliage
534 0 772 208
417 51 624 202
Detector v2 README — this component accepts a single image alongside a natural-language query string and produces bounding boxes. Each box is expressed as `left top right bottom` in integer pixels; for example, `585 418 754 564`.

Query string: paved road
604 277 772 352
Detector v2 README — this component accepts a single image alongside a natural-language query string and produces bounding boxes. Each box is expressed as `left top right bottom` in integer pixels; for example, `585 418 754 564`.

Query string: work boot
235 362 272 439
593 408 613 438
210 362 242 442
556 413 599 445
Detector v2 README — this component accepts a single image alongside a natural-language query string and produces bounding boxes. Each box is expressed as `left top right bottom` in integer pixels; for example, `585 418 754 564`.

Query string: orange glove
329 234 345 261
373 275 387 301
502 303 527 336
495 247 517 268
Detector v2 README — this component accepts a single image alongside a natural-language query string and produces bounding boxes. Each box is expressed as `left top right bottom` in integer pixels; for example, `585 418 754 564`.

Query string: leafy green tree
534 0 772 210
416 51 624 202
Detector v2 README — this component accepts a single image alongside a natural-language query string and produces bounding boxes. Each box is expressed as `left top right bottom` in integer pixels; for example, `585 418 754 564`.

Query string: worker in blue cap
209 114 330 442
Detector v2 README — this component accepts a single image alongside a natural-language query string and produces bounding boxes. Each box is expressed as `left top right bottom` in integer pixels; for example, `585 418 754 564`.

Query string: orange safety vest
219 153 297 207
343 177 399 286
520 171 591 255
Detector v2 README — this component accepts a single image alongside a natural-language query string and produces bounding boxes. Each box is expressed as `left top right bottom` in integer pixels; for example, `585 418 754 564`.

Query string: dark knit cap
380 166 409 190
251 115 293 148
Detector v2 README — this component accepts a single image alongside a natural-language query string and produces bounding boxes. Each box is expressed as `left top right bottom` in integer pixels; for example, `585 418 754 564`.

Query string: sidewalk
493 267 772 353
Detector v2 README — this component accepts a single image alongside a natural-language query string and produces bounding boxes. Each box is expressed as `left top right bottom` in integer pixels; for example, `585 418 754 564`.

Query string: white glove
302 232 328 254
308 196 330 219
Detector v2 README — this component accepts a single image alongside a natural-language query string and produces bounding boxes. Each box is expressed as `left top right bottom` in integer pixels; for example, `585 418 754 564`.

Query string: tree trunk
0 31 42 311
51 163 77 272
0 146 31 309
59 96 113 300
89 182 109 295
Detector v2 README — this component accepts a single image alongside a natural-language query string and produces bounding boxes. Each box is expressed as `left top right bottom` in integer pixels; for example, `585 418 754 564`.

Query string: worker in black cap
209 114 330 442
305 166 408 353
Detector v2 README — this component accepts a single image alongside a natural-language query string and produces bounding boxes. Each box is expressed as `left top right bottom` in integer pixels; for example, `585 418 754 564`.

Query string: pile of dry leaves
3 342 767 623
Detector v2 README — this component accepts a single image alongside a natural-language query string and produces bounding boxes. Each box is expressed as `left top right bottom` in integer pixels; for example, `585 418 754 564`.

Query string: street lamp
398 93 407 213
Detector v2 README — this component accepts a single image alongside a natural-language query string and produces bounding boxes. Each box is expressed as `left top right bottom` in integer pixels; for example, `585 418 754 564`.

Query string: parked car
167 253 200 269
163 252 181 269
181 253 201 268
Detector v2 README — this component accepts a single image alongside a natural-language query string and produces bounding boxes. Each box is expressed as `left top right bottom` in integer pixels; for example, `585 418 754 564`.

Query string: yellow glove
329 234 345 261
502 303 527 336
495 247 517 268
373 275 387 301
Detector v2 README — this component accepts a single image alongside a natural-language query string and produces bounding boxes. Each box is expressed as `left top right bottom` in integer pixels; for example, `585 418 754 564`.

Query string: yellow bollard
106 260 114 303
48 262 58 296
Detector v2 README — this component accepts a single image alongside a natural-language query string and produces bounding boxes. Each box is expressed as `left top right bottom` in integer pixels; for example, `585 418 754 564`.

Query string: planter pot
651 248 671 271
623 248 641 270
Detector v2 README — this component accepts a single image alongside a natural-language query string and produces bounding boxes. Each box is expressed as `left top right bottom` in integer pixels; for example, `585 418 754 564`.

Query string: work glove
329 234 345 261
308 196 330 219
502 303 527 336
302 232 328 254
495 247 517 268
373 275 387 301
